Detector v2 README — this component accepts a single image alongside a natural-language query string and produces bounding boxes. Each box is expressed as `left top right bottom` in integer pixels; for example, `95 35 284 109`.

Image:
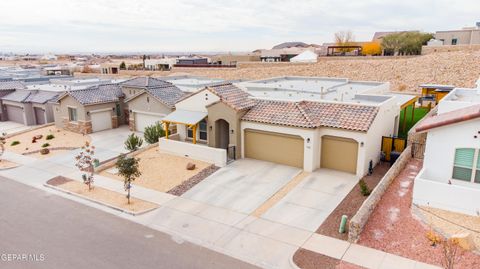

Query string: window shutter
453 148 474 181
454 149 475 168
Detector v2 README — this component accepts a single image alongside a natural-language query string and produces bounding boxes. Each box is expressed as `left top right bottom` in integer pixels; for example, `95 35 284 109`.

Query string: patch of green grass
41 143 50 148
398 106 429 138
10 141 20 146
46 134 55 140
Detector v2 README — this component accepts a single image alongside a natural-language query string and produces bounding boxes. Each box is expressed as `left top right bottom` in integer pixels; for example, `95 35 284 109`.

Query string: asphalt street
0 176 260 269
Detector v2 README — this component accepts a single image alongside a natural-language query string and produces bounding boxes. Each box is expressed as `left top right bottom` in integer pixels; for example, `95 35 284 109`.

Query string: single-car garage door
244 129 304 168
34 107 46 125
321 136 358 174
91 110 112 132
135 112 163 132
6 105 24 124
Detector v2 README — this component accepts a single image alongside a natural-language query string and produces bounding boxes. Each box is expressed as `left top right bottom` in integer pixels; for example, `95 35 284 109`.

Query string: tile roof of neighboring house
146 86 186 108
242 100 379 131
120 76 173 88
0 80 26 91
206 83 257 111
1 89 59 104
415 104 480 132
66 84 124 105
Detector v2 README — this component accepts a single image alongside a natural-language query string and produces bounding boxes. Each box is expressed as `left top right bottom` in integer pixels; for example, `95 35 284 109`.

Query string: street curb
43 183 159 216
289 250 302 269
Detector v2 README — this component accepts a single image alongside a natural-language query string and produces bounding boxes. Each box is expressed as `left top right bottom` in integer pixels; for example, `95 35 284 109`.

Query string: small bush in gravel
359 179 371 196
124 133 143 151
46 134 55 140
42 143 50 148
143 123 165 144
40 148 50 155
11 141 20 146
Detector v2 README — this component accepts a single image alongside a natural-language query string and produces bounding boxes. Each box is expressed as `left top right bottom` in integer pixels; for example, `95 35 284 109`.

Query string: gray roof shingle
0 80 26 91
66 84 124 105
1 89 59 104
121 77 173 88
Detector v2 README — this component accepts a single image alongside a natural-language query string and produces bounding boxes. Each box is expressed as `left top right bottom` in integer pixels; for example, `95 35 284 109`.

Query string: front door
215 119 229 149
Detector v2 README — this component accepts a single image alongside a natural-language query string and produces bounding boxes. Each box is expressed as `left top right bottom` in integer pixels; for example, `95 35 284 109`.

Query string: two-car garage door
244 129 304 168
5 105 24 124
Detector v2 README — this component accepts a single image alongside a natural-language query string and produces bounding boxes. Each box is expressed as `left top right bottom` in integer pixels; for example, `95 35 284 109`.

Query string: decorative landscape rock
40 148 50 155
34 135 43 139
186 162 196 170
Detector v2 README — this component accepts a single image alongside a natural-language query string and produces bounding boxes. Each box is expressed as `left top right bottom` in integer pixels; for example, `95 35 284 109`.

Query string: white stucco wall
158 137 226 167
175 89 220 112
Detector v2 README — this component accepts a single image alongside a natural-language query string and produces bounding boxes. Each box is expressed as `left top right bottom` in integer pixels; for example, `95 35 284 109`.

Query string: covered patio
162 109 208 144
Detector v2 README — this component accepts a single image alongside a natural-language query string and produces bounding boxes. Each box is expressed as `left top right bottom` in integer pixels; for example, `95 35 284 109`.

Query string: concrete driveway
261 169 359 231
182 158 301 214
0 121 31 135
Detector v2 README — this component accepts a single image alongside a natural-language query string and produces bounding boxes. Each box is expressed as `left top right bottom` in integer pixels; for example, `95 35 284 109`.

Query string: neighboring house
53 84 125 134
0 80 26 121
163 75 225 92
144 59 177 71
124 78 185 132
163 78 401 176
176 58 209 65
434 23 480 45
413 87 480 216
260 47 312 62
1 89 58 125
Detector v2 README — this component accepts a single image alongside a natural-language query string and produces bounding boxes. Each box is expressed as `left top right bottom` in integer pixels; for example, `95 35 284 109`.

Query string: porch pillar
192 124 197 144
165 122 170 139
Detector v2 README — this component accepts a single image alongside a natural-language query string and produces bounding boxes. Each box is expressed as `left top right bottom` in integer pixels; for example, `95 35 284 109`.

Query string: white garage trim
89 107 112 113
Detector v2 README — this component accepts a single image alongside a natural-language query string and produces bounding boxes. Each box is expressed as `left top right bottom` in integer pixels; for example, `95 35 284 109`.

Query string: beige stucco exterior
54 95 124 134
127 92 173 131
206 101 247 159
435 29 480 45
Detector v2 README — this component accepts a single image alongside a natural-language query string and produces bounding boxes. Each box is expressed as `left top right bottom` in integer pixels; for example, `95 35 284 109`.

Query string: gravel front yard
358 159 480 268
100 147 211 193
5 126 90 158
293 248 364 269
47 177 158 213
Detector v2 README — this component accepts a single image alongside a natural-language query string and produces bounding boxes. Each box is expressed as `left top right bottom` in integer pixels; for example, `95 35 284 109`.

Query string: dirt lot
100 147 211 193
47 177 158 213
102 51 480 93
5 126 90 158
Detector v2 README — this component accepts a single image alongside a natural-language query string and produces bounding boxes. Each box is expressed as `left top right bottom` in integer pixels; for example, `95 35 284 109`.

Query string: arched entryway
215 119 230 149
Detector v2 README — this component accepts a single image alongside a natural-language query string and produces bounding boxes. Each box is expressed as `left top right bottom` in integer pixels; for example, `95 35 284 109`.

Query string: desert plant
124 133 143 151
143 122 165 144
115 154 141 204
334 30 355 53
46 134 55 140
359 179 371 196
119 61 126 70
75 141 96 191
41 143 50 148
361 42 382 56
381 32 434 56
426 230 463 269
10 141 20 146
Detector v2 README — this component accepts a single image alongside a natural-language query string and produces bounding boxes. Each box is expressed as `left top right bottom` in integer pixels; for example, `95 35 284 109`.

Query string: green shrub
359 179 371 196
41 143 50 148
124 133 143 151
143 122 165 144
10 141 20 146
46 134 55 140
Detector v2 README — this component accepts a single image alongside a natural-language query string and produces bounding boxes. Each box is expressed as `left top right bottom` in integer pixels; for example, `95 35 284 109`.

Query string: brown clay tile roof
206 83 256 111
242 100 379 131
415 104 480 132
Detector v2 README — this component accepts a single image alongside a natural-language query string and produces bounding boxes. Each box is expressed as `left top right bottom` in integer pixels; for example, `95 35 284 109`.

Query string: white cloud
0 0 479 53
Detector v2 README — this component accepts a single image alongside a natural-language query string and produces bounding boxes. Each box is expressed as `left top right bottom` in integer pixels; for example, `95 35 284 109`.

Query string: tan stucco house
0 80 27 121
53 84 125 134
1 89 58 125
161 80 399 176
122 77 185 132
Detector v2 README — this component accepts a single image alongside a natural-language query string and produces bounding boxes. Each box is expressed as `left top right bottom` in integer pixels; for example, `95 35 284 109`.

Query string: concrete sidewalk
300 234 441 269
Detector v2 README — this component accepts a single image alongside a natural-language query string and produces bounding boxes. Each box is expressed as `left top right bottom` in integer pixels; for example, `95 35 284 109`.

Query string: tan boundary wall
348 145 412 242
422 44 480 55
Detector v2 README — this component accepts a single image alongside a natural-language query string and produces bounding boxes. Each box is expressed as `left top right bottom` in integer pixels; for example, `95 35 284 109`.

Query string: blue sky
0 0 479 53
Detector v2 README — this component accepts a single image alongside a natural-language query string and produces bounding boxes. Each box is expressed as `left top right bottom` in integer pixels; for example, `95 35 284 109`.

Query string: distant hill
272 42 320 49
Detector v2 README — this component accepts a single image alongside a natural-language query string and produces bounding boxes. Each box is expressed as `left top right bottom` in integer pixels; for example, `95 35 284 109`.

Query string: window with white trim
186 119 207 141
452 148 480 183
68 107 77 122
